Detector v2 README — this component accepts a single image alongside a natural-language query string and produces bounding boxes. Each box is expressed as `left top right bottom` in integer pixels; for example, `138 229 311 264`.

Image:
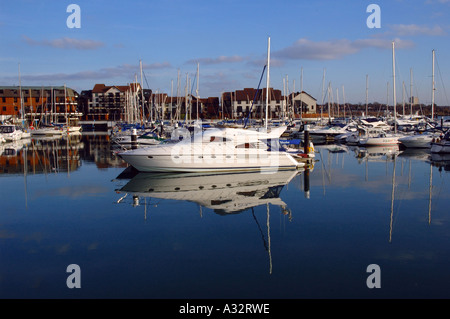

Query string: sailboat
63 84 82 134
359 42 403 146
399 50 443 149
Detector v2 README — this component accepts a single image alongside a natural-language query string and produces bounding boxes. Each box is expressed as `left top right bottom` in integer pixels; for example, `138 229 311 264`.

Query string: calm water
1 133 450 299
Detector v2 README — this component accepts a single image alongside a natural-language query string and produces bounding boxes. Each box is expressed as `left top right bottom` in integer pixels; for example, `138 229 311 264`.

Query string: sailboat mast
170 80 173 123
64 83 68 127
342 85 346 119
410 68 413 116
196 62 199 121
140 60 145 123
18 63 24 125
265 37 270 130
327 82 331 122
300 67 303 120
321 69 325 122
365 74 368 117
392 41 397 133
431 49 435 121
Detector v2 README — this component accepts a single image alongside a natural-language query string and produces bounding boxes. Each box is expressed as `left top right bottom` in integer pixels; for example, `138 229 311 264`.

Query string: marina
0 130 449 299
1 1 450 304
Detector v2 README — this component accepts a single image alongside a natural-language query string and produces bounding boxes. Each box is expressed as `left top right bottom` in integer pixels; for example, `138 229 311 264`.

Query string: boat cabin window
208 136 229 143
235 143 256 149
0 126 14 133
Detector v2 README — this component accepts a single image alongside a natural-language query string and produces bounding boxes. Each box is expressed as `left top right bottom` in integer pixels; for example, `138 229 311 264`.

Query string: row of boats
296 116 450 153
0 123 82 143
110 115 449 173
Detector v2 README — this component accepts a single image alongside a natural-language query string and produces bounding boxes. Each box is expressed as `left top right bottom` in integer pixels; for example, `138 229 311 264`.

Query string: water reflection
354 145 401 163
0 134 83 175
80 132 127 168
116 169 303 215
115 168 308 275
1 133 450 298
0 132 129 175
315 143 449 245
429 153 450 172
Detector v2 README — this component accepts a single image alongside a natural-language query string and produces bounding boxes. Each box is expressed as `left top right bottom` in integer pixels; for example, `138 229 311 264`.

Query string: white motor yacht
117 126 305 173
398 131 441 148
0 124 25 142
358 129 402 146
431 131 450 154
306 123 356 142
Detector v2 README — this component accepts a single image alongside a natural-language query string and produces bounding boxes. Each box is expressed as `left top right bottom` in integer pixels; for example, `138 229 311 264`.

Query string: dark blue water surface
1 134 449 299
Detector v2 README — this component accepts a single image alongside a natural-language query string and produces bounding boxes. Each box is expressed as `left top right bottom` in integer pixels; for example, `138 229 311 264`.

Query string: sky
1 0 449 107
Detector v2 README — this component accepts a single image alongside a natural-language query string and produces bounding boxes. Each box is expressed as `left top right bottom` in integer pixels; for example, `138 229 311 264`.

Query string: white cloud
0 63 172 83
389 24 446 36
186 55 246 65
23 36 105 50
425 0 450 4
272 37 414 61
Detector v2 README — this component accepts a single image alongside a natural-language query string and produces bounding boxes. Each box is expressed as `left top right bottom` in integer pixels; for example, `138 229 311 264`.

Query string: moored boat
117 126 305 173
0 124 27 142
430 131 450 153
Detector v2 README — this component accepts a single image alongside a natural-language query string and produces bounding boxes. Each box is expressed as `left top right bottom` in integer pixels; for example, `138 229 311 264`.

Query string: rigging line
251 208 269 252
435 54 449 106
142 70 150 90
244 65 266 128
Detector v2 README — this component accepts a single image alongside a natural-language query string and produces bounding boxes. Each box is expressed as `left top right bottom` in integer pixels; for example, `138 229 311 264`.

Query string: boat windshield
444 131 450 140
0 126 14 133
262 139 287 152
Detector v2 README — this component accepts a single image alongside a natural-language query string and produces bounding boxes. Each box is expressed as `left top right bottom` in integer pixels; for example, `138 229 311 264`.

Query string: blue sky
1 0 449 106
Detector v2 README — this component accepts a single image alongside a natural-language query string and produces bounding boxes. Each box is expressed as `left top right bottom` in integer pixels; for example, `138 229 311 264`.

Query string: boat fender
306 142 315 154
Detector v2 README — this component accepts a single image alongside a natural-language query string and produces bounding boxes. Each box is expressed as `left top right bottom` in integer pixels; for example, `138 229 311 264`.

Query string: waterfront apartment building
288 91 317 115
84 83 144 122
82 83 221 122
0 86 80 124
220 88 317 120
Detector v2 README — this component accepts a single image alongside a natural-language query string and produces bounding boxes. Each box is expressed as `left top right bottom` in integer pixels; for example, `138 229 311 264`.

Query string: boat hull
399 135 434 148
359 136 400 146
118 152 302 173
431 142 450 154
31 128 64 136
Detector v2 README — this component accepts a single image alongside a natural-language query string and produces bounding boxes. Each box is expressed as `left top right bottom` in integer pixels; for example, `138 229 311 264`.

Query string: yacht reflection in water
116 168 306 274
116 169 302 215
